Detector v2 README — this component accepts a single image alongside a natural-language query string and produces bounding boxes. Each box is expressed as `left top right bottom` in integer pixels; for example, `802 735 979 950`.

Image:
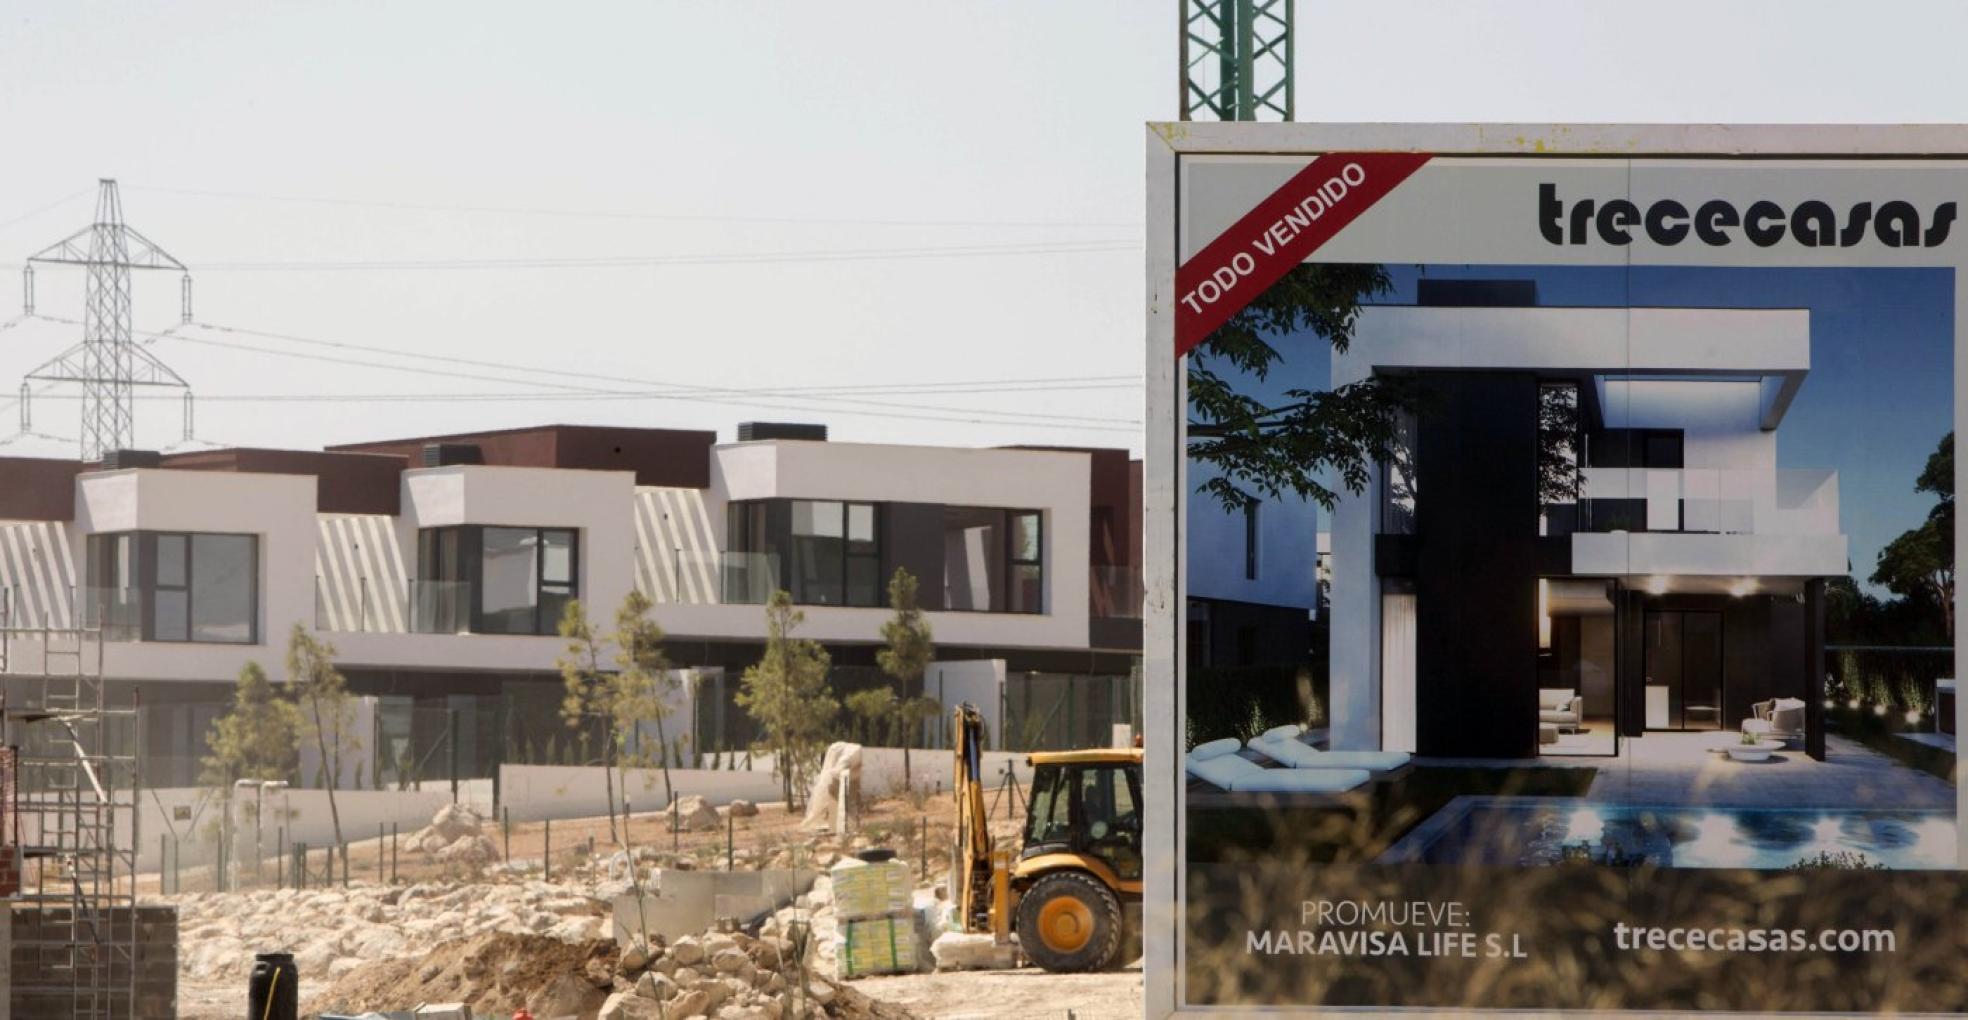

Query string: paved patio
1582 731 1955 809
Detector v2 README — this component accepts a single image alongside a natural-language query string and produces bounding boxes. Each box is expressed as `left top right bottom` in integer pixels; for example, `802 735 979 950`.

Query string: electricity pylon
19 179 193 462
1180 0 1293 122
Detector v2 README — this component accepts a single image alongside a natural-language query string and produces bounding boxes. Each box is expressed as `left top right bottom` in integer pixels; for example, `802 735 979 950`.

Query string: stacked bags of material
832 854 921 977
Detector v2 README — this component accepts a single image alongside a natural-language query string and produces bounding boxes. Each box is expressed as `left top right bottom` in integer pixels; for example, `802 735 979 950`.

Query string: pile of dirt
302 931 617 1018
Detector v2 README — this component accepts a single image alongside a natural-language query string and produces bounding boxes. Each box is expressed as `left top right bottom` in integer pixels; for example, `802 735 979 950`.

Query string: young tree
614 589 681 811
875 568 937 786
736 590 837 806
845 686 897 744
287 624 358 849
556 599 621 846
201 661 299 788
1187 263 1416 513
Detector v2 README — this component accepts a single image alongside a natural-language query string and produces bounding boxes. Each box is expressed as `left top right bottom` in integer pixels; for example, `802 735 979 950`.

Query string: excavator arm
951 703 1001 936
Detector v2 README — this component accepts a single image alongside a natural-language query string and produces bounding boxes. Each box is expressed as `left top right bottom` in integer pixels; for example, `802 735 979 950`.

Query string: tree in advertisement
1872 431 1955 640
286 624 358 849
1185 263 1414 513
876 567 938 789
737 590 837 807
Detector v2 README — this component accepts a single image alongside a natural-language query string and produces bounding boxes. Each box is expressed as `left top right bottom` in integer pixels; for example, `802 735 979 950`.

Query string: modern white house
0 423 1145 785
1328 282 1847 761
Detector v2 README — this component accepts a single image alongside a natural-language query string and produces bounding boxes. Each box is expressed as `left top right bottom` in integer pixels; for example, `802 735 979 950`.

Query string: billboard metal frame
1143 122 1968 1019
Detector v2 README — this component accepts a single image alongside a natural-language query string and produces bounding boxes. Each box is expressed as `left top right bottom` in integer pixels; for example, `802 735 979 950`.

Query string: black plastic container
248 951 298 1020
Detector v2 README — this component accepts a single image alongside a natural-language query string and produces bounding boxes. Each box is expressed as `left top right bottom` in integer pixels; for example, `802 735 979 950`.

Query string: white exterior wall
2 442 1107 688
696 440 1093 650
63 469 318 683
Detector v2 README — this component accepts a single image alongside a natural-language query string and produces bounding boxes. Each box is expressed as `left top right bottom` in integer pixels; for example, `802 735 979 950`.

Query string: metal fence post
726 813 733 871
503 806 511 862
543 818 552 883
448 708 461 804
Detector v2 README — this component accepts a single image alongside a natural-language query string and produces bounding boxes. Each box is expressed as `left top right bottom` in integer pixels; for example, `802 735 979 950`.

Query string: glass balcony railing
75 586 144 641
1090 566 1144 619
1 585 143 639
642 551 780 606
409 580 473 635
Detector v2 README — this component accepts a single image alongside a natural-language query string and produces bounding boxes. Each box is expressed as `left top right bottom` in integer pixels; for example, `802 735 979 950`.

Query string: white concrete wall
1328 458 1382 751
131 785 455 872
925 659 1005 745
498 764 783 824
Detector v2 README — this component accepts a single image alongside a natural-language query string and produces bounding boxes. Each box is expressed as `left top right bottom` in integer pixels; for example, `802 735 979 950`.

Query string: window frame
417 524 581 636
86 529 260 645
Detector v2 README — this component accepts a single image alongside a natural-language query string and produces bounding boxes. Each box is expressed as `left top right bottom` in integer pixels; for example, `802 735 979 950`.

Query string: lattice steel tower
19 179 193 462
1180 0 1294 122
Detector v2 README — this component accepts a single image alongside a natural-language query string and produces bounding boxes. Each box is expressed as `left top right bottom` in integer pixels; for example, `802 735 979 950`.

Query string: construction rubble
170 787 1052 1020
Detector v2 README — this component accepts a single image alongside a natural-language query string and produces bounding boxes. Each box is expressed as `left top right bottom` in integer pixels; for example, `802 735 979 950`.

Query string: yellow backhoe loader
951 703 1143 972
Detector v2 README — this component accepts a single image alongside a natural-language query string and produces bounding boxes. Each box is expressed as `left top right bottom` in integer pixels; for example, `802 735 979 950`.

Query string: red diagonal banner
1175 152 1432 358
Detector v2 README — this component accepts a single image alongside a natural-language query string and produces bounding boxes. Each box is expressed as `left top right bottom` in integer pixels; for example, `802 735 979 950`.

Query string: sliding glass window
86 531 258 643
943 506 1045 614
417 525 579 635
731 499 882 608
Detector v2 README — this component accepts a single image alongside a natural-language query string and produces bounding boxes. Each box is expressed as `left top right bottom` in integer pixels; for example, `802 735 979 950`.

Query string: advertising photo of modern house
1183 266 1959 873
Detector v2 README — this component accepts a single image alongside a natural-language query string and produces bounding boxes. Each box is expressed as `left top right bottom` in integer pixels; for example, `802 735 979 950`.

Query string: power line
127 184 1139 231
0 190 89 234
60 319 1139 432
141 238 1141 273
164 319 1139 423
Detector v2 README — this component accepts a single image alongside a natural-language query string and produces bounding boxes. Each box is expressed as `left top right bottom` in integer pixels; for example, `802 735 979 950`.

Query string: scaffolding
0 587 143 1019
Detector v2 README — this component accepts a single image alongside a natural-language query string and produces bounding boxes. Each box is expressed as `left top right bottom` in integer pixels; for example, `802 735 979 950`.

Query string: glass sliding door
1643 609 1723 731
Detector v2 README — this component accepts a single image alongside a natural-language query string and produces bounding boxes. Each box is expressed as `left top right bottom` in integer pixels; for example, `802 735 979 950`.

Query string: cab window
1024 765 1073 845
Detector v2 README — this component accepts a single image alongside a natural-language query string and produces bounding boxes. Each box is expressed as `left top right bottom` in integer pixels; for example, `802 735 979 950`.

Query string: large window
416 525 578 635
87 531 258 644
728 500 882 607
943 506 1044 614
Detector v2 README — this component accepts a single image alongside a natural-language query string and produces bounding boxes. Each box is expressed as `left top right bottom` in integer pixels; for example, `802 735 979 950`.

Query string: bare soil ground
852 964 1144 1020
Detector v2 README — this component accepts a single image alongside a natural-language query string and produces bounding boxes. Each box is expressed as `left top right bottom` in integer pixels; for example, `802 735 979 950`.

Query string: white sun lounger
1184 740 1372 794
1250 734 1411 773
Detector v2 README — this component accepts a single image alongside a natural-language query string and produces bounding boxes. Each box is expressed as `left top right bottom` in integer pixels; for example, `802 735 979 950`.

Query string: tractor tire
1015 871 1124 973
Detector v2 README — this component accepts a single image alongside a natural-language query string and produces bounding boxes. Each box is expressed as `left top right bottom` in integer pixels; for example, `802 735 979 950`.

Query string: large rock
801 742 862 830
666 794 723 833
533 973 608 1019
930 931 1020 971
727 799 760 818
428 803 483 842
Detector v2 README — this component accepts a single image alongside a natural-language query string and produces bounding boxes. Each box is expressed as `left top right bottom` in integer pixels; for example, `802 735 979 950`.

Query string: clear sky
7 2 1968 460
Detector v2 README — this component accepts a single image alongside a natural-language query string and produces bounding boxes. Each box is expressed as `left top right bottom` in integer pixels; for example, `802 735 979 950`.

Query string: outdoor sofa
1247 724 1412 772
1742 697 1808 745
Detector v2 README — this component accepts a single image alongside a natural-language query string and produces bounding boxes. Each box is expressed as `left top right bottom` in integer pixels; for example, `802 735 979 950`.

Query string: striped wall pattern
633 487 722 604
314 514 410 633
0 521 78 629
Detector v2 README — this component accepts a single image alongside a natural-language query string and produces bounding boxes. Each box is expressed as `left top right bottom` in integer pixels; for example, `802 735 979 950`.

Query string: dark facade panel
161 447 409 515
1374 534 1418 578
333 424 716 489
881 501 947 611
1412 371 1541 759
0 456 82 521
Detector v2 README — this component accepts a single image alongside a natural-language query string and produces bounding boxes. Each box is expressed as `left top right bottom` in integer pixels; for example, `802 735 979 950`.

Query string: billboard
1144 125 1968 1017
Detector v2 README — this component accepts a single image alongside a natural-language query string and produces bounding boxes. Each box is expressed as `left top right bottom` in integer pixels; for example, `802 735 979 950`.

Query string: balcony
1 586 145 640
1547 467 1839 539
642 551 780 606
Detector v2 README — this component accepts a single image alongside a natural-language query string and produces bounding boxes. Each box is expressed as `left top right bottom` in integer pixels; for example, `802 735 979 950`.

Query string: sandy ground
853 965 1144 1020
